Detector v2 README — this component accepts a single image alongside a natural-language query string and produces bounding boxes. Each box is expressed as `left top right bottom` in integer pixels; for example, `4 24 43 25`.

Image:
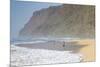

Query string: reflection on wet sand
16 41 87 53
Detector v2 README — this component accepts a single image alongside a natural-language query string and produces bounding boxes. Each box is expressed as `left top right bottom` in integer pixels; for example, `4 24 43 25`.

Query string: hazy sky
10 0 62 39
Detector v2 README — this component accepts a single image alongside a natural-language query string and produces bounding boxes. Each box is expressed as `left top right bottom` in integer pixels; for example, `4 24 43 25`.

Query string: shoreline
10 38 95 66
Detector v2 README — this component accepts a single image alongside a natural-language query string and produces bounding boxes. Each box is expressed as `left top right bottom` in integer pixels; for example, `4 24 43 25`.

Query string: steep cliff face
19 4 95 38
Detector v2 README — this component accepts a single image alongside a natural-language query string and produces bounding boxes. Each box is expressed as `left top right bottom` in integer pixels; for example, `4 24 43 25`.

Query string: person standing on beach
63 41 65 47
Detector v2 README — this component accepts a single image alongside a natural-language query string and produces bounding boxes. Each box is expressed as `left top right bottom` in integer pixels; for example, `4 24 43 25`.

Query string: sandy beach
75 39 95 62
11 39 95 66
16 39 95 62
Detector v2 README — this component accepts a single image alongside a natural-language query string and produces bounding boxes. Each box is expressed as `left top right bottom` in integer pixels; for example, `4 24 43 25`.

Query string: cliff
19 4 95 38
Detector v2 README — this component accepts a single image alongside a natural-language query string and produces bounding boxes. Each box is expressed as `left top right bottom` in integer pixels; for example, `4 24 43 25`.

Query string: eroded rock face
19 4 95 38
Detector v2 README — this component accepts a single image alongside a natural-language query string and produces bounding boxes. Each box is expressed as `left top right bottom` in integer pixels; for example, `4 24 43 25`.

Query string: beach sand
74 39 95 62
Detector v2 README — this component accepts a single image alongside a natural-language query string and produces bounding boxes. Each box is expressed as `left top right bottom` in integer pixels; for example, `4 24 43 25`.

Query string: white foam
13 41 47 45
11 45 83 66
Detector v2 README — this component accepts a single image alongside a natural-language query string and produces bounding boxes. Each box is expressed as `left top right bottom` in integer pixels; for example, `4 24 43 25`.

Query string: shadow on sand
16 41 87 53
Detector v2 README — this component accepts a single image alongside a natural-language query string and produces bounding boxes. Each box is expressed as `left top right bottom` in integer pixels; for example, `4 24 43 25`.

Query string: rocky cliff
19 4 95 38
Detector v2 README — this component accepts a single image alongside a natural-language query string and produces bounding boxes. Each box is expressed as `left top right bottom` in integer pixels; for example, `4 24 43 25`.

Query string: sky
10 0 62 39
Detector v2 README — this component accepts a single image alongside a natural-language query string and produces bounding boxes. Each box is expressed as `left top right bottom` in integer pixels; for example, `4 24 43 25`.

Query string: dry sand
73 39 95 62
